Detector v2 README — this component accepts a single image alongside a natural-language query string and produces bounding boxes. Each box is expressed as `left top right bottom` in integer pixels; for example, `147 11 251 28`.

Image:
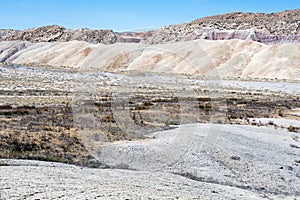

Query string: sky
1 0 299 32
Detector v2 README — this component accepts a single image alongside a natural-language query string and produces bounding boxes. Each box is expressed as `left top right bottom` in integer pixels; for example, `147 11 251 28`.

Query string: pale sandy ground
1 124 299 199
0 160 267 200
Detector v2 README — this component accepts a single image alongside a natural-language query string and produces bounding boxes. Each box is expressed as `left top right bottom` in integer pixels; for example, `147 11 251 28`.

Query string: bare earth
1 124 299 199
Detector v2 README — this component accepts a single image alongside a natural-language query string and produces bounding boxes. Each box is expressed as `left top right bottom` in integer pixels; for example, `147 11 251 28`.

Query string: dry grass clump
0 129 89 165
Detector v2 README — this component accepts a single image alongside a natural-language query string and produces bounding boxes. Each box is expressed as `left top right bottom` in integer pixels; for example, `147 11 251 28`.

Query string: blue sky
1 0 299 31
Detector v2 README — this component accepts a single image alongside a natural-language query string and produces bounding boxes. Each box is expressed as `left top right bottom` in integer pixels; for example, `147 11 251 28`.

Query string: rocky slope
191 9 300 35
0 9 299 45
0 25 118 44
145 9 300 44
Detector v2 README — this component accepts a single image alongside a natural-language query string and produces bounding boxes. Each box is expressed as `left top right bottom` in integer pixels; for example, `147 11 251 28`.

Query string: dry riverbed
0 64 300 199
0 64 299 164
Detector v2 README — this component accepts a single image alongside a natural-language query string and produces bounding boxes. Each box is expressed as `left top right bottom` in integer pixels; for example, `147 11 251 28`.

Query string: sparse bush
288 125 298 132
268 120 275 125
166 120 180 126
278 109 285 117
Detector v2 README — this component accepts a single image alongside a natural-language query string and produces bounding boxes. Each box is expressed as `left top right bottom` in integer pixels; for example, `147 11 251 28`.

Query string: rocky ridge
0 9 299 45
0 25 118 44
144 9 300 44
146 28 300 45
191 9 300 35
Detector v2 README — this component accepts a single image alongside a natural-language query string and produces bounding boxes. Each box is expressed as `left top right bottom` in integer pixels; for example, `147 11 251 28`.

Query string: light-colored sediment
1 124 299 199
1 39 300 80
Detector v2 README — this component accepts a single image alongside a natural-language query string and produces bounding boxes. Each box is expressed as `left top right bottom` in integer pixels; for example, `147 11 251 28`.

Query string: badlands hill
0 9 299 80
145 9 300 44
1 38 300 80
190 9 300 35
0 25 118 44
0 9 299 45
